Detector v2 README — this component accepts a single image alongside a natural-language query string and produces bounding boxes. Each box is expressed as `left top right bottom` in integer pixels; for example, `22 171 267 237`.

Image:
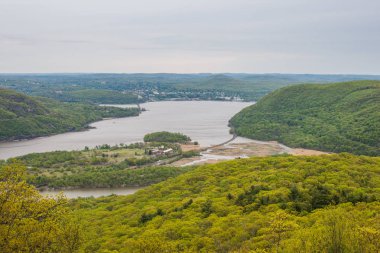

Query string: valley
1 79 379 253
2 2 379 252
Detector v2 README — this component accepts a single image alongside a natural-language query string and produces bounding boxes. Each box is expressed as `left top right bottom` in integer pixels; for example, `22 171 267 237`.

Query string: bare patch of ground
171 157 219 166
288 148 329 156
210 142 284 157
172 138 329 167
180 144 201 152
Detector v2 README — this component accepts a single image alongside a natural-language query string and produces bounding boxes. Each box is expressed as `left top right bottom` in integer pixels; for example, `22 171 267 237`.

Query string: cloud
0 0 379 73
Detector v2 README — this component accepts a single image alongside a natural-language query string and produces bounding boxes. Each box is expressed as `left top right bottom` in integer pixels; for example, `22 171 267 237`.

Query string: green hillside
0 89 140 141
230 81 380 156
195 74 246 90
58 89 140 104
0 88 48 119
72 154 380 252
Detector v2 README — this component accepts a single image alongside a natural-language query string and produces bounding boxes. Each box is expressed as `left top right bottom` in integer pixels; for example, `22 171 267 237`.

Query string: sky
0 0 379 74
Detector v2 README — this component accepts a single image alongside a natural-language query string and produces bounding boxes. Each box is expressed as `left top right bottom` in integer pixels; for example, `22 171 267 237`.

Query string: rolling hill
55 89 141 104
230 81 380 156
0 89 140 141
0 88 48 119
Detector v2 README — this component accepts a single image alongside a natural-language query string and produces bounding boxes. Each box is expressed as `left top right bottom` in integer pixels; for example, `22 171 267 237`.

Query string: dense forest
0 162 81 252
3 154 379 252
0 89 140 141
70 153 380 252
230 81 380 156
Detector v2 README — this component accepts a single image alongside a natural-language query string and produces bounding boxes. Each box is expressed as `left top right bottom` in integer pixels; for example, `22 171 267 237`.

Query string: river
2 101 252 198
0 101 252 159
40 187 144 199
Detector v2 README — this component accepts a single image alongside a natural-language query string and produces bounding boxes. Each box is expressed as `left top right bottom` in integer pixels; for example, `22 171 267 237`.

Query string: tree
0 162 81 253
268 211 298 252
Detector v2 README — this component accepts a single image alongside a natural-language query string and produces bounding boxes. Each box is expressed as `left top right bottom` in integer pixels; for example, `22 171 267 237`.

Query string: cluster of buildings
147 145 174 156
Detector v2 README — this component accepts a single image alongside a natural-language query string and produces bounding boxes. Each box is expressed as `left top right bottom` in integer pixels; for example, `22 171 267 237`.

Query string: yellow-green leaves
72 154 380 252
0 162 81 253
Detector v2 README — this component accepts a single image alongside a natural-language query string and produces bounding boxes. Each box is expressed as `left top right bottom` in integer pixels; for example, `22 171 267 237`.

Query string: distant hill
0 89 140 141
197 74 245 90
0 89 48 119
63 89 140 104
230 81 380 156
2 73 380 102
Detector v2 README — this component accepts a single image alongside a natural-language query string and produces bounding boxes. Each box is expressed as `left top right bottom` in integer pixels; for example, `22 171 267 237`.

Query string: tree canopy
0 162 81 252
144 131 191 143
0 88 140 141
72 153 380 252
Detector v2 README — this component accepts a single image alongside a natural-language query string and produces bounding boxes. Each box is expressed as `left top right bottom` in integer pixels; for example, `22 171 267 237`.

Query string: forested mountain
72 154 380 252
230 81 380 156
0 89 140 141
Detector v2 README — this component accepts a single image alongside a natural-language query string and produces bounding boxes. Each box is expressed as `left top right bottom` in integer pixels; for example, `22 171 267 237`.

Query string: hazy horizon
1 0 379 74
1 72 380 76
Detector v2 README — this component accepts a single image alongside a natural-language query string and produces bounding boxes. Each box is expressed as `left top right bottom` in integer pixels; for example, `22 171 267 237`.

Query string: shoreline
0 125 95 144
0 100 249 145
0 101 252 160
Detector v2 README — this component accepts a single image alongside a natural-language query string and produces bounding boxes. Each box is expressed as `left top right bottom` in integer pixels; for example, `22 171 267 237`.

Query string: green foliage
30 165 192 189
139 209 165 224
72 154 380 252
0 162 82 252
64 89 140 104
0 88 140 141
144 131 191 143
0 88 48 118
230 81 380 156
12 144 192 189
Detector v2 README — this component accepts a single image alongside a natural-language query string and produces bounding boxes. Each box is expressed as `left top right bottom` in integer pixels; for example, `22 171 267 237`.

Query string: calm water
40 187 143 199
0 101 252 159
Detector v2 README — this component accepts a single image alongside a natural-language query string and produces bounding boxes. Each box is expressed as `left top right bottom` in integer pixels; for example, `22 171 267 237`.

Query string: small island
143 131 192 144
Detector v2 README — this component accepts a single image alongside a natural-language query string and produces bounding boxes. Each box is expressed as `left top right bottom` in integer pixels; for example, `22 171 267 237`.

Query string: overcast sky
0 0 379 74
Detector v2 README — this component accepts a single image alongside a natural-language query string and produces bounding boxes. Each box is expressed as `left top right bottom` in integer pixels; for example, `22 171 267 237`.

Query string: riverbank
0 101 251 159
26 137 329 199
